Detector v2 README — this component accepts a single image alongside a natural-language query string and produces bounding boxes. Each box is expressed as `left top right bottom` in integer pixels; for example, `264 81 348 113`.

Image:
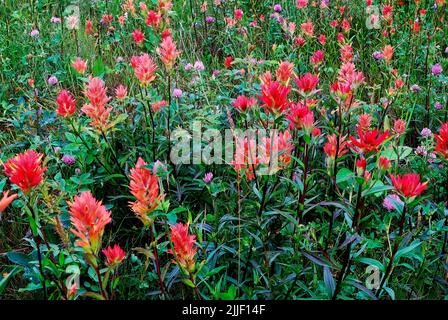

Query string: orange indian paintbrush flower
81 77 112 131
0 190 18 213
129 157 163 225
69 191 112 255
389 173 428 199
169 223 197 272
3 150 47 194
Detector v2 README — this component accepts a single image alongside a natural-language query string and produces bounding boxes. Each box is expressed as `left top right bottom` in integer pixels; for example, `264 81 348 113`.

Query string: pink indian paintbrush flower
157 35 181 70
115 85 128 100
276 61 294 83
131 53 158 87
323 134 348 159
232 95 257 112
295 73 319 95
132 29 145 44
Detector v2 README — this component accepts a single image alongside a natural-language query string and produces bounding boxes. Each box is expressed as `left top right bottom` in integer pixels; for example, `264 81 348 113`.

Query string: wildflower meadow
0 0 448 304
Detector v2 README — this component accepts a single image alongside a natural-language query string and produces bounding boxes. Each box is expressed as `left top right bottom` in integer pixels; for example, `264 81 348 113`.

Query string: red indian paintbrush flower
102 244 126 267
131 53 157 87
0 190 18 213
3 150 47 194
349 126 390 154
224 56 233 68
169 223 197 272
286 102 311 129
323 134 348 159
157 35 181 70
434 122 448 159
232 95 257 112
131 29 145 44
295 73 319 95
56 89 76 117
146 10 162 27
259 81 290 114
129 157 163 225
69 191 111 255
389 173 428 199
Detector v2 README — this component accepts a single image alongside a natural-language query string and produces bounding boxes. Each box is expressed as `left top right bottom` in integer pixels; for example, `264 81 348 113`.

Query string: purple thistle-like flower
420 128 432 138
62 155 76 166
203 172 213 183
431 63 443 76
173 88 183 98
434 102 443 110
47 75 58 86
30 29 39 37
373 51 384 60
51 16 61 24
194 61 205 71
274 4 282 12
410 84 421 93
415 146 427 157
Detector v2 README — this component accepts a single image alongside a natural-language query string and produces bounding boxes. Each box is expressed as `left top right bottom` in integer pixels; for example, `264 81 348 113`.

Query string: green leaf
395 242 422 262
92 58 106 77
181 278 196 288
220 285 237 300
167 212 177 224
362 182 394 197
323 266 336 298
206 266 226 278
381 146 412 161
302 251 331 268
0 267 23 294
6 252 31 267
83 291 106 300
356 257 385 272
